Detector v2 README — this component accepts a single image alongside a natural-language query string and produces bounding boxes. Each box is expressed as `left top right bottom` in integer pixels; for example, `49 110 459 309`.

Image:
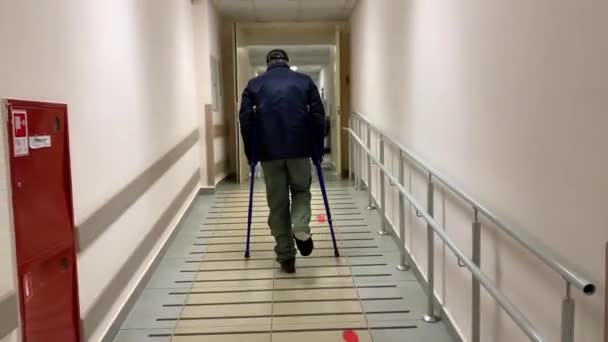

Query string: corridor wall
0 0 221 340
350 1 607 341
193 0 227 187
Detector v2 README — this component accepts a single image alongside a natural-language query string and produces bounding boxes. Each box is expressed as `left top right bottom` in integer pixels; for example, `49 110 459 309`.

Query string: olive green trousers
260 158 312 262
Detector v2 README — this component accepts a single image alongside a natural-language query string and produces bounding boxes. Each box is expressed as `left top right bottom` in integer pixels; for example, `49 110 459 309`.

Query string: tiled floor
111 173 457 342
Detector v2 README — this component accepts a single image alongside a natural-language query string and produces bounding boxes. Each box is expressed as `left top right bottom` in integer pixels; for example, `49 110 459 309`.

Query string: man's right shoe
280 258 296 274
294 235 314 256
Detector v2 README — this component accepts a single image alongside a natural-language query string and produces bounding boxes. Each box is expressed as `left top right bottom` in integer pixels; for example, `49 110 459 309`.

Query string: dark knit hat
266 49 289 63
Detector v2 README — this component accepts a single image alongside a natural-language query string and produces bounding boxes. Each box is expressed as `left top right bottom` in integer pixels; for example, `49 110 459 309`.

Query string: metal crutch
244 109 257 259
311 140 340 257
244 161 256 258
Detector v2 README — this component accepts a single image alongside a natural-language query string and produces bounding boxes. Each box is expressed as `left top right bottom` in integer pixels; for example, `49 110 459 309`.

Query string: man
239 49 325 274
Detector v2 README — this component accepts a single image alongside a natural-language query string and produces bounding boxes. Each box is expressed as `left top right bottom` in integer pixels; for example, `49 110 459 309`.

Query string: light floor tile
370 320 455 342
272 330 372 342
201 251 275 260
272 321 368 331
171 333 271 342
197 259 275 271
180 303 272 319
272 313 365 326
173 323 270 334
119 289 185 330
294 257 351 267
274 266 351 278
273 288 358 301
273 300 362 316
190 279 274 289
175 317 270 329
204 241 334 252
198 236 274 244
185 290 273 304
194 269 273 281
112 329 171 342
274 276 354 288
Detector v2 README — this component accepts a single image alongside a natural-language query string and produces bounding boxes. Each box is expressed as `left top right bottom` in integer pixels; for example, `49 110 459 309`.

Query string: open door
329 25 342 175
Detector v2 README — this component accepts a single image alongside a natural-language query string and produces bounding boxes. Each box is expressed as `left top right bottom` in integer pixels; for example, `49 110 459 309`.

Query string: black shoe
294 236 314 256
280 258 296 274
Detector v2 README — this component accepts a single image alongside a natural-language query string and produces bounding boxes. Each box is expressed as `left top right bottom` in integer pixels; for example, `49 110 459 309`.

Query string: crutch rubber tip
334 251 340 257
244 252 250 259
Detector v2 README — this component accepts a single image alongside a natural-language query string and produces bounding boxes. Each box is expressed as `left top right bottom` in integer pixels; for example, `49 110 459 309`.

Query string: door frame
330 24 342 175
234 22 254 184
338 23 351 178
229 22 350 180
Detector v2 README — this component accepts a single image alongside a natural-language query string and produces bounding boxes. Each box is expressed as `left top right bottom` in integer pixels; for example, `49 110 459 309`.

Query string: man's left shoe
294 235 314 256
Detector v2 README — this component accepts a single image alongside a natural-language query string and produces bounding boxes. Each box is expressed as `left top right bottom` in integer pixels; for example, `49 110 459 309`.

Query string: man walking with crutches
239 49 326 273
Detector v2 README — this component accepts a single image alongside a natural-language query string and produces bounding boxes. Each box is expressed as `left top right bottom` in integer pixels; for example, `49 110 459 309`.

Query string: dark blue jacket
239 63 326 163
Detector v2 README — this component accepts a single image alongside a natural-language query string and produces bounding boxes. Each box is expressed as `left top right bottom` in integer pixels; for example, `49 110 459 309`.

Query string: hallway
1 0 606 341
112 177 456 342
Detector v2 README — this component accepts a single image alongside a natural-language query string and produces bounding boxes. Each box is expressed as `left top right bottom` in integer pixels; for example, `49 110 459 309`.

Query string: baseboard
217 172 237 185
100 188 201 342
214 173 231 187
199 186 215 195
199 174 231 195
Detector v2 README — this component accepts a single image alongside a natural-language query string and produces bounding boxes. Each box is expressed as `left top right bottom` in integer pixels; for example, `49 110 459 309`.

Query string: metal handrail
352 111 595 296
345 128 544 341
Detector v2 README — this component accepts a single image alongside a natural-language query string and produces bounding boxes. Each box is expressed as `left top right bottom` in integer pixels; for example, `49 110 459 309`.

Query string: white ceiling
212 0 357 22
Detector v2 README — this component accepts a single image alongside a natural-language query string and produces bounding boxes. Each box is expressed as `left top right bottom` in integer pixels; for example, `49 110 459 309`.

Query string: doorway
228 22 349 183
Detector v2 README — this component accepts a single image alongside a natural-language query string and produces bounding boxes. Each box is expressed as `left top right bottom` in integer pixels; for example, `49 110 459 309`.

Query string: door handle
23 272 33 301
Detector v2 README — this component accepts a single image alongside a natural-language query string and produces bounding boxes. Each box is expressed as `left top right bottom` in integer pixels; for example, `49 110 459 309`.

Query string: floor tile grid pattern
110 176 457 342
175 180 401 341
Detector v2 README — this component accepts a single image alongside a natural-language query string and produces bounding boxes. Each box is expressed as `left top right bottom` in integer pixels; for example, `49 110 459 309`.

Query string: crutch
244 111 257 259
311 139 340 257
244 160 256 258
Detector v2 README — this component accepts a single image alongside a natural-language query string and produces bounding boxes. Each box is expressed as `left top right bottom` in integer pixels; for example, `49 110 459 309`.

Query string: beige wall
351 1 607 341
193 0 226 186
0 0 205 340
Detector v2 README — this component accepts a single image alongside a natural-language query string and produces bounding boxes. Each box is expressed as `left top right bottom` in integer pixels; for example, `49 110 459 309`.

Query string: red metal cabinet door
5 99 81 342
21 249 79 342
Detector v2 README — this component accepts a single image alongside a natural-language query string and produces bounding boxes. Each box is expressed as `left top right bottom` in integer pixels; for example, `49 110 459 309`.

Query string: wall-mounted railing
345 112 596 342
